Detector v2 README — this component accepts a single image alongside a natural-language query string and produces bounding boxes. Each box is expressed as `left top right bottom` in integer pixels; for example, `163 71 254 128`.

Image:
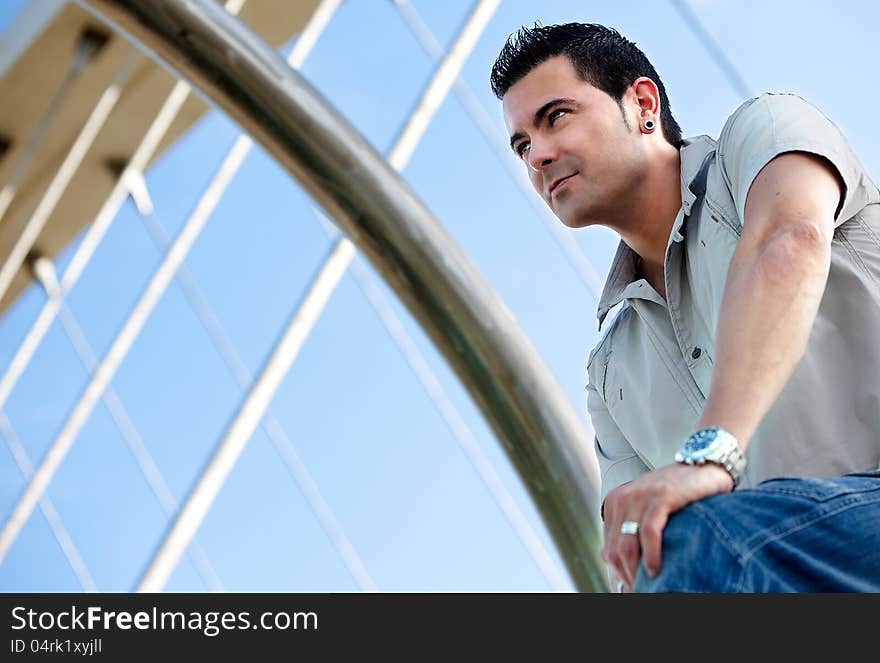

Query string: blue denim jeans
633 471 880 592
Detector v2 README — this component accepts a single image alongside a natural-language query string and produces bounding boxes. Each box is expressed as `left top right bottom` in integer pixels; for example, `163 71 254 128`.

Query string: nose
526 138 555 173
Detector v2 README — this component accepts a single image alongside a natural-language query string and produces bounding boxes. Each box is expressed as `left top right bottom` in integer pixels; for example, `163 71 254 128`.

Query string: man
491 23 880 592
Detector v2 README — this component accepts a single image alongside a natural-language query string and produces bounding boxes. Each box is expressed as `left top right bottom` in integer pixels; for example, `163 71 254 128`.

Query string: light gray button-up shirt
586 93 880 505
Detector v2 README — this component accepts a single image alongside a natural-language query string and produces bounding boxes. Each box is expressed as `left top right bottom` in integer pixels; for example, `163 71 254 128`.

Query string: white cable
387 0 499 171
0 411 97 592
52 296 225 592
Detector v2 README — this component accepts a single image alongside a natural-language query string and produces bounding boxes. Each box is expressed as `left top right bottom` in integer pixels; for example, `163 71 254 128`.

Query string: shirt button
692 347 702 359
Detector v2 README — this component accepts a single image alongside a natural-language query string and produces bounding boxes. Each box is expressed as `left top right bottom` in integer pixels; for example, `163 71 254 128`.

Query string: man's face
502 55 645 229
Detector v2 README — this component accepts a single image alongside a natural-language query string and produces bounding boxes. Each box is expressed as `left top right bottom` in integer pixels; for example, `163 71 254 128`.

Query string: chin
552 200 591 229
557 201 602 229
556 212 592 230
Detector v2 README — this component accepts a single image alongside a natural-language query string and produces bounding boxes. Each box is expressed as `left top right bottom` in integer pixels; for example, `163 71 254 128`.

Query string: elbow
781 219 828 250
757 220 831 285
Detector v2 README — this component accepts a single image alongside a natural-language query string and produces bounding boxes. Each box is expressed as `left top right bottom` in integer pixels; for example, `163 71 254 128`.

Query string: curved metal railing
69 0 606 591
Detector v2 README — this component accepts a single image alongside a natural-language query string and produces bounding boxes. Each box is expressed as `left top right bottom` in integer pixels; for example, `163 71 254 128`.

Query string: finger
616 527 642 589
601 524 613 564
606 517 641 590
606 565 624 594
604 530 631 588
600 492 641 587
601 512 623 566
639 506 670 579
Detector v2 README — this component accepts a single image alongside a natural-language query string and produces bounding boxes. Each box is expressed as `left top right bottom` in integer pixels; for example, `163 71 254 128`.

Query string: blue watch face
683 427 719 454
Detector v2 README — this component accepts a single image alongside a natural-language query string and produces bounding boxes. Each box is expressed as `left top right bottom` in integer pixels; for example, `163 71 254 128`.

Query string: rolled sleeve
586 381 649 512
717 93 876 228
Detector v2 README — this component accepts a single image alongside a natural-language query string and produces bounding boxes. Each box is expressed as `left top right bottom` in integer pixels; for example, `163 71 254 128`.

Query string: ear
630 77 662 121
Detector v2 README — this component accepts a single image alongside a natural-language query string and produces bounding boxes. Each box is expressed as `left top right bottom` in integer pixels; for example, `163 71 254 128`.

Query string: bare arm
694 151 842 447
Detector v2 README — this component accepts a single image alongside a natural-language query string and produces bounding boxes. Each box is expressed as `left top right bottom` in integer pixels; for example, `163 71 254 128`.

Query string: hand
601 462 734 591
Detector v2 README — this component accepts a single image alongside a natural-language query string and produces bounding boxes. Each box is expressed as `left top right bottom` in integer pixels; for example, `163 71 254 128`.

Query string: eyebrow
509 97 578 152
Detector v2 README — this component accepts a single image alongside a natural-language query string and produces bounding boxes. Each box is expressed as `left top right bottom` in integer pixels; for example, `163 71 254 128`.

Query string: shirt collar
596 135 716 330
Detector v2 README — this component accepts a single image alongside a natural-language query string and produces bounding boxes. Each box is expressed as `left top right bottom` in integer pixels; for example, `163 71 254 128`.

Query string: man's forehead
502 56 591 130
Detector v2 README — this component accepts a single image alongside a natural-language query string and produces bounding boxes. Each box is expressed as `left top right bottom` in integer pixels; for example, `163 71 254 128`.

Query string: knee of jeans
631 508 702 592
661 505 712 560
633 504 740 592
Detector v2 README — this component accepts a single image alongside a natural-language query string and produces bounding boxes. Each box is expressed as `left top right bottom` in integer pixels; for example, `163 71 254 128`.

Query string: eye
547 108 568 126
515 141 530 159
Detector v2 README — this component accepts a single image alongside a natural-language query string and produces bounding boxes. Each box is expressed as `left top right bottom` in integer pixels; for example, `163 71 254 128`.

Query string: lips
548 172 576 197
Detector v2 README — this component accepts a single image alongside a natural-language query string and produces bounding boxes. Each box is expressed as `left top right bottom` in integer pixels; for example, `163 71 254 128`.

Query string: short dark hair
490 23 683 148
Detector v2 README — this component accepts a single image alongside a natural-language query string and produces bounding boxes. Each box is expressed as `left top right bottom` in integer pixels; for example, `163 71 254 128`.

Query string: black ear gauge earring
644 119 656 131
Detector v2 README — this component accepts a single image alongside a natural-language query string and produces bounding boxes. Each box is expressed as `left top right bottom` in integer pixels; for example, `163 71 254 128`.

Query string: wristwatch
674 426 747 488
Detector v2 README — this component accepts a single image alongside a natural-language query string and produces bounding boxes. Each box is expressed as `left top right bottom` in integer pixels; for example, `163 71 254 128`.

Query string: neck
615 146 682 293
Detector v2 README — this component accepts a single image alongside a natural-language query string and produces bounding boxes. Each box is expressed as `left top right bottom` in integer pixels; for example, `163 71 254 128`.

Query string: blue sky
0 0 877 592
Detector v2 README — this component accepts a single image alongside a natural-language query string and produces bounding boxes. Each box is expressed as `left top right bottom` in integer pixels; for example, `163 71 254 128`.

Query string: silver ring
620 520 640 535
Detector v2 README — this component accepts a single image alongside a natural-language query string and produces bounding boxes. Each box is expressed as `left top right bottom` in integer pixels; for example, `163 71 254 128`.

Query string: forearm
696 222 831 449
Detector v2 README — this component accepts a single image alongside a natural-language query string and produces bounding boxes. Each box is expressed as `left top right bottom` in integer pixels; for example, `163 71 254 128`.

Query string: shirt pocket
685 344 714 400
688 203 739 339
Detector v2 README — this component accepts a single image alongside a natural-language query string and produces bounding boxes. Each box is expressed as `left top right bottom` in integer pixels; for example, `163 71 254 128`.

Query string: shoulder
718 92 840 159
714 92 870 222
722 92 825 124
